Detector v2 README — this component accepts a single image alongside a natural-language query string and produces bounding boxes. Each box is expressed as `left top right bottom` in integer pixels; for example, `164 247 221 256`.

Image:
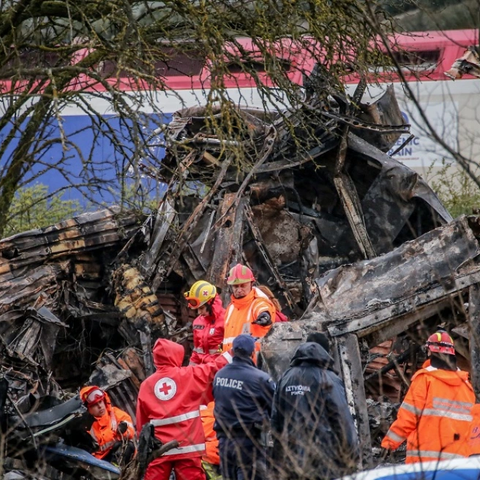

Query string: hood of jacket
414 365 472 387
153 338 184 369
203 294 225 323
290 342 335 370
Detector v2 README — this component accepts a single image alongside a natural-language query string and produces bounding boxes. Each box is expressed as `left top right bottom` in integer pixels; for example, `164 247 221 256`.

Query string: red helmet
426 331 455 355
227 264 255 285
80 386 106 407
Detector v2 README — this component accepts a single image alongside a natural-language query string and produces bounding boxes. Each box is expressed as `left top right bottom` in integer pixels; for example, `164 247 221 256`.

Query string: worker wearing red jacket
222 264 276 354
381 331 475 463
184 280 225 365
79 386 135 466
136 338 232 480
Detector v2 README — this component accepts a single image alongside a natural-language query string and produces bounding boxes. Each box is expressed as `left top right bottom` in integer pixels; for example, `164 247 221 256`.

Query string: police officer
271 338 359 480
213 334 275 480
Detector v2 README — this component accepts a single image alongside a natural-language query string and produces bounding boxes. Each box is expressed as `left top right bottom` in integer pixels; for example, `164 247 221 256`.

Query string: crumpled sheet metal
347 134 452 255
445 47 480 80
316 216 479 323
0 207 142 323
153 93 454 314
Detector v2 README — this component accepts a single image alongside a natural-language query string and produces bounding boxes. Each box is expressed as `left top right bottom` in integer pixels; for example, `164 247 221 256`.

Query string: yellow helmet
184 280 217 309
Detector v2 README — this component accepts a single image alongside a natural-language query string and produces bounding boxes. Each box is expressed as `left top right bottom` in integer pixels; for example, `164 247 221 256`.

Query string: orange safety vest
381 365 474 463
468 404 480 455
200 402 220 465
88 403 135 459
222 287 276 353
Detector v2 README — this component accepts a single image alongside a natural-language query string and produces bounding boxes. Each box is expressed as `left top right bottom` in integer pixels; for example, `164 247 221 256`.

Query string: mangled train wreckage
0 82 479 477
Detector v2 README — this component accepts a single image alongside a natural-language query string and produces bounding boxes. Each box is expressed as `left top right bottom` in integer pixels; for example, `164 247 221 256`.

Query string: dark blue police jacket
213 355 275 437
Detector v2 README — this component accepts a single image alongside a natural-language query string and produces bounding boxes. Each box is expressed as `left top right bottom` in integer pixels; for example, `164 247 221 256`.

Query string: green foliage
4 184 81 237
429 160 480 218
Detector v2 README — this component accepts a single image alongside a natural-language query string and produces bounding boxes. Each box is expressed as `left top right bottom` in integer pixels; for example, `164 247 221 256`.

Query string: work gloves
117 421 128 435
252 312 272 327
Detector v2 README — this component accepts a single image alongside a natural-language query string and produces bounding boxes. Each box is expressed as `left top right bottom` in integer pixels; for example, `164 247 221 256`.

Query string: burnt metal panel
316 217 479 322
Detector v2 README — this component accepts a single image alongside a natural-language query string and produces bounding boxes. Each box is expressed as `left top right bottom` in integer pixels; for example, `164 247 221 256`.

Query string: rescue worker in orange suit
80 386 135 466
222 264 276 354
185 280 225 365
381 330 475 463
136 338 233 480
200 402 222 480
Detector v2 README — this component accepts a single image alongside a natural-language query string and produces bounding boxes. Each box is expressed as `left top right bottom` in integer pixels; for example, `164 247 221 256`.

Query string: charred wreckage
1 76 479 478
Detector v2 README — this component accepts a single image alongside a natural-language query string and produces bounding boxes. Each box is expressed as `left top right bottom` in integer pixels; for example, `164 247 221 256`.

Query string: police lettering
285 385 311 396
216 377 244 390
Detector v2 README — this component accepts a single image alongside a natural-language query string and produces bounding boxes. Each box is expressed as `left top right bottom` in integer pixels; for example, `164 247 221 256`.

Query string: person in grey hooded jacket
271 341 359 480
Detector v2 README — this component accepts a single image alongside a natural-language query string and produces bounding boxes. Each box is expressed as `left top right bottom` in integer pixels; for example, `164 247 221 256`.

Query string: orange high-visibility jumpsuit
222 287 275 353
467 404 480 455
83 392 135 459
201 402 220 466
381 365 475 463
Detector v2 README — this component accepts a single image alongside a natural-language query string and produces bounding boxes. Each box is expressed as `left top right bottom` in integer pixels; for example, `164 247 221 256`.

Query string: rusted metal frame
333 133 375 261
333 171 376 259
256 135 338 174
316 217 477 320
151 155 233 291
139 328 154 377
212 127 276 232
7 319 42 367
232 126 277 206
331 78 376 260
469 283 480 400
182 244 208 280
335 334 372 469
162 150 197 198
352 77 367 107
391 355 411 389
1 211 141 263
244 205 297 311
200 210 216 254
207 193 247 303
366 298 455 348
319 110 410 134
364 345 419 383
140 199 176 279
327 269 480 338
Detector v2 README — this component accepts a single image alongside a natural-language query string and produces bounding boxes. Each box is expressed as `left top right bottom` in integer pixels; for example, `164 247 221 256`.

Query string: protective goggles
183 293 209 309
84 389 105 405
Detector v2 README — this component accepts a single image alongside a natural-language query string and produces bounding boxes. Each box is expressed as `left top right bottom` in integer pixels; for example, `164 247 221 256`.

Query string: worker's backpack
275 311 288 322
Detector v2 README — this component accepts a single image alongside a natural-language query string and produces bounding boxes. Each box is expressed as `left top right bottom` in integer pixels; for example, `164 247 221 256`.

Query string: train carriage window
392 49 441 71
0 49 66 79
100 48 205 79
154 49 205 77
225 59 291 74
